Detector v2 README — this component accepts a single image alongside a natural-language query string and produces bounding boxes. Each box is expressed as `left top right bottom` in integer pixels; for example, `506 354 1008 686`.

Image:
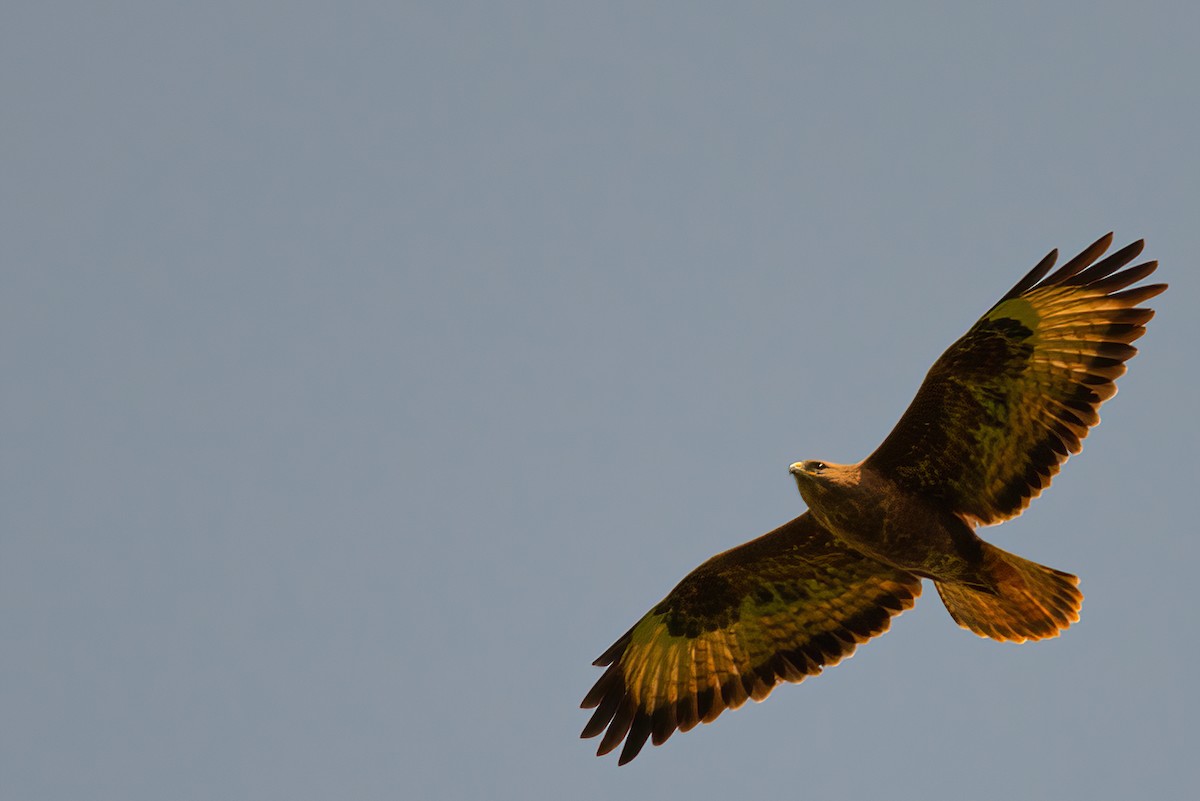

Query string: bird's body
581 234 1165 764
791 461 987 590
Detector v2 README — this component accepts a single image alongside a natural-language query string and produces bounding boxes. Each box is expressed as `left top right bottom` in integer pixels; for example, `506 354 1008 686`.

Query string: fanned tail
936 541 1082 642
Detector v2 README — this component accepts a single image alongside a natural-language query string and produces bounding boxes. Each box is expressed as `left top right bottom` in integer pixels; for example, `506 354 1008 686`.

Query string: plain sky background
4 3 1198 800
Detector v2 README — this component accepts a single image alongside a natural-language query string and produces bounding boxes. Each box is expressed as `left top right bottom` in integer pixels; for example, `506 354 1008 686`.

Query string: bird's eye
812 462 827 472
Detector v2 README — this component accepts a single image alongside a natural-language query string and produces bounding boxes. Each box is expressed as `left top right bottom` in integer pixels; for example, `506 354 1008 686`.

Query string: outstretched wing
580 513 921 764
865 233 1166 526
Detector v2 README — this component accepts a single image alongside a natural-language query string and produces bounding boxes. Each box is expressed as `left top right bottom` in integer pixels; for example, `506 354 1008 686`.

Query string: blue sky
4 3 1198 799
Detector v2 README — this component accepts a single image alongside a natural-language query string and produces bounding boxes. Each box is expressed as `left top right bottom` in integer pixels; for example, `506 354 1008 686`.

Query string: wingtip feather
1041 232 1115 285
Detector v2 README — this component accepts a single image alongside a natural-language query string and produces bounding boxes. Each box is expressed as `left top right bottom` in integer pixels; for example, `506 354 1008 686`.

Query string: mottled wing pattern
865 233 1166 525
580 513 921 764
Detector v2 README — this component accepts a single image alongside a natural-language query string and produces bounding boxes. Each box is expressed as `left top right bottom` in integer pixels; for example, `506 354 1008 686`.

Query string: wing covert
580 513 921 764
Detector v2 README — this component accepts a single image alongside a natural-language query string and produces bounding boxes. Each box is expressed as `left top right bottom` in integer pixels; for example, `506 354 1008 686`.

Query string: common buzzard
581 234 1165 764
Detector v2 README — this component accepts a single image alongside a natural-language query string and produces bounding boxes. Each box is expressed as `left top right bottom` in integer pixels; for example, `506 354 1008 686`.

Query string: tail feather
936 542 1082 643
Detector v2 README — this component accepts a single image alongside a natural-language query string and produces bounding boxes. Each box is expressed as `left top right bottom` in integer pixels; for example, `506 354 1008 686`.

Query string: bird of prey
581 234 1165 765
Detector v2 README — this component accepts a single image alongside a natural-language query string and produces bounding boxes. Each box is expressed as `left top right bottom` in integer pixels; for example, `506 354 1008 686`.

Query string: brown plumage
581 234 1165 764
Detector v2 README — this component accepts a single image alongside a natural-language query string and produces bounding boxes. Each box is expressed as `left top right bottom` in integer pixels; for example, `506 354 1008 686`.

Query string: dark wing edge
865 233 1166 524
995 232 1164 307
580 514 922 765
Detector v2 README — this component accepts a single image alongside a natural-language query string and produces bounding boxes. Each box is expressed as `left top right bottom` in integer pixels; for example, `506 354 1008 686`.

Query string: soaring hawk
581 234 1165 764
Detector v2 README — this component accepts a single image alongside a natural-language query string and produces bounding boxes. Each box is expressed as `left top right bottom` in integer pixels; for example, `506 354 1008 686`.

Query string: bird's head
789 460 857 505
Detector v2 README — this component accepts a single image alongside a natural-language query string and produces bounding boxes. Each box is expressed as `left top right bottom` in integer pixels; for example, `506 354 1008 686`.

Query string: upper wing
580 513 921 764
864 233 1166 526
